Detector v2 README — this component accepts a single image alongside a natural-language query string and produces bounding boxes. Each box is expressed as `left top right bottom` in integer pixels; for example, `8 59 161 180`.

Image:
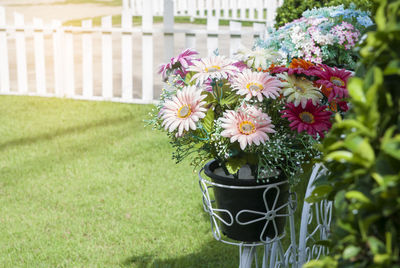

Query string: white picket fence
0 0 270 104
124 0 283 26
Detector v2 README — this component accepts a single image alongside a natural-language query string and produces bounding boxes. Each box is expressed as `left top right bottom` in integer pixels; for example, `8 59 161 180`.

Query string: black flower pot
204 160 289 242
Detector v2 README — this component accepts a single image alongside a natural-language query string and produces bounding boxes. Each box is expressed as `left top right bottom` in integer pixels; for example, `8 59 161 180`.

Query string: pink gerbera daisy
231 69 282 101
158 48 198 80
220 105 275 150
188 55 239 84
313 64 353 101
160 85 207 137
281 100 332 138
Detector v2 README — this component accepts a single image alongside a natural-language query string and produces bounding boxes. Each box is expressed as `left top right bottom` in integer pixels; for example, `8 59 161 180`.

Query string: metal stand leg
262 242 271 267
239 245 256 268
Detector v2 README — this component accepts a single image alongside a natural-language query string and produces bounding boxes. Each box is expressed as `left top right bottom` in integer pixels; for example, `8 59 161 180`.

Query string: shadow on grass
0 115 132 151
122 239 238 268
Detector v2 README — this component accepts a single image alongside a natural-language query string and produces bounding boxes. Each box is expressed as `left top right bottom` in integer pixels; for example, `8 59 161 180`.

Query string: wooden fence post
253 22 267 41
257 0 264 20
33 18 46 95
82 19 93 98
163 0 174 63
206 0 212 16
101 16 113 99
267 0 278 28
231 0 238 19
207 15 219 56
229 20 241 57
239 0 246 20
0 7 9 93
121 9 133 100
52 20 64 96
65 26 75 97
249 0 255 21
14 12 28 94
199 0 205 17
142 0 153 101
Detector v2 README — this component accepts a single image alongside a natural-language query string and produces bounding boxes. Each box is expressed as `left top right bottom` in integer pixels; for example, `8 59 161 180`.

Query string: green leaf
343 245 361 260
335 119 374 138
305 185 333 203
202 91 216 104
324 150 354 163
184 72 194 85
367 236 386 254
348 77 366 103
372 172 384 186
220 92 239 106
381 127 400 160
202 109 215 134
374 254 391 264
354 138 375 165
345 191 372 204
359 214 381 240
225 157 246 174
384 60 400 75
303 257 337 268
375 0 386 30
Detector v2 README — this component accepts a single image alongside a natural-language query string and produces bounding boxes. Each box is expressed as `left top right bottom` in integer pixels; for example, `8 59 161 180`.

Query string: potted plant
149 47 352 242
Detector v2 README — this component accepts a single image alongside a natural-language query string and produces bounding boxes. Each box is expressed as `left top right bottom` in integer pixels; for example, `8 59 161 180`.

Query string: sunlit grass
0 96 238 267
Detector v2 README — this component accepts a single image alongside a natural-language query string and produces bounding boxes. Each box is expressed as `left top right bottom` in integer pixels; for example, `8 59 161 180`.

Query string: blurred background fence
0 0 282 104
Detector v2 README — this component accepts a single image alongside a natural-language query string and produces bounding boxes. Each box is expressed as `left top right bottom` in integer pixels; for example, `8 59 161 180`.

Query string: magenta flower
158 48 198 79
281 100 332 138
232 61 249 72
313 64 353 101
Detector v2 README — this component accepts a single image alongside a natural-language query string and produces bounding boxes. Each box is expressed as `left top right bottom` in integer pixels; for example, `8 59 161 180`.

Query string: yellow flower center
204 65 221 73
246 82 264 92
177 105 191 118
238 121 256 135
299 111 315 124
330 76 345 87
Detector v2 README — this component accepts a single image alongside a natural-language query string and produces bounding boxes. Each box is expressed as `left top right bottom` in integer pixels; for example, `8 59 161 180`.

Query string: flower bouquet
255 4 373 70
150 47 352 185
149 46 354 242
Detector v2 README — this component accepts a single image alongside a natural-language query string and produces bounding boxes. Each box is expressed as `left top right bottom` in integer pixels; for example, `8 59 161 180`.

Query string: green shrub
275 0 376 28
303 0 400 267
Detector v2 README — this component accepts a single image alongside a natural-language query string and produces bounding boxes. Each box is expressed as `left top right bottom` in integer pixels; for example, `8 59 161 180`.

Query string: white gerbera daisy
220 104 275 150
235 47 281 70
277 72 322 108
188 55 238 84
160 85 207 137
231 69 282 101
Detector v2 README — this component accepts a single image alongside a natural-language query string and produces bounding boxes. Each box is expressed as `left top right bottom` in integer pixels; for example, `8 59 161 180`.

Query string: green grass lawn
0 96 240 267
0 96 309 267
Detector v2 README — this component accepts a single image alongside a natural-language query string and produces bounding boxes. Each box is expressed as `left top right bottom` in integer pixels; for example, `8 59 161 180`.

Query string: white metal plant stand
199 163 331 268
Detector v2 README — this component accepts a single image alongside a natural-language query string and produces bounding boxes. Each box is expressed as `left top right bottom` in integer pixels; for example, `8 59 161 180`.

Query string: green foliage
306 0 400 266
275 0 376 28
